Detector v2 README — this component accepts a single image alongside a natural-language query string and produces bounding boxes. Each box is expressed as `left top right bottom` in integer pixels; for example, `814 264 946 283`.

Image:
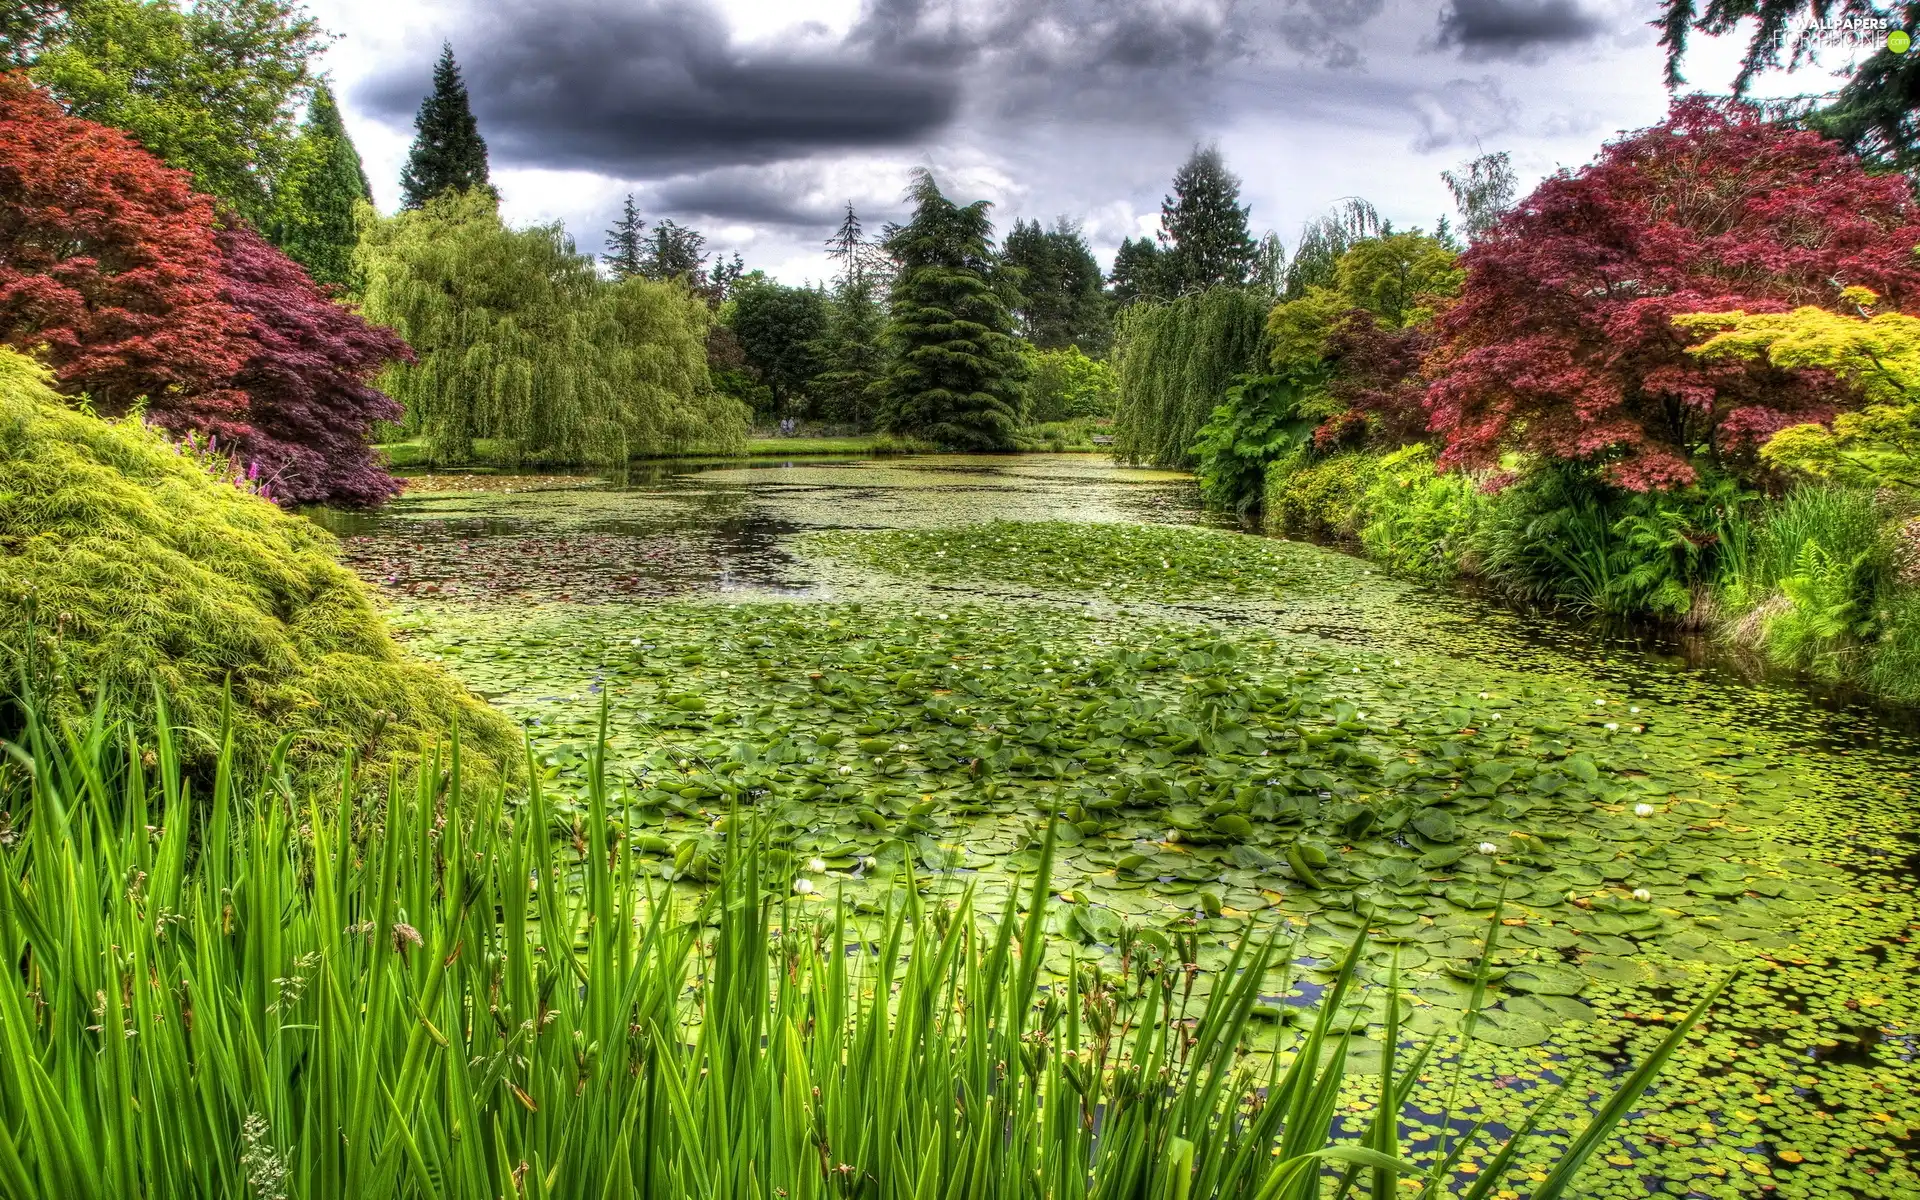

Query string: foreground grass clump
808 519 1313 599
0 349 514 772
0 703 1716 1199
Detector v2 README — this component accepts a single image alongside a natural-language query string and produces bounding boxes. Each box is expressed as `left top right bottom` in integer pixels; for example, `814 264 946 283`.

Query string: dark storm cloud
1433 0 1604 60
646 169 858 229
357 0 958 175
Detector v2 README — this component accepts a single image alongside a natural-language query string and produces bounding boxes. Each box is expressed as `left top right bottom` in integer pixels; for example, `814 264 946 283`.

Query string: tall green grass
0 697 1720 1199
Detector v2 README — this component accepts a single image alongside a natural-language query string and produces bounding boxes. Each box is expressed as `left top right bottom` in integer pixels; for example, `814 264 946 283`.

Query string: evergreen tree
1002 217 1111 354
878 169 1025 450
642 218 706 285
709 252 746 299
399 43 491 209
604 194 645 280
1108 236 1166 307
824 201 889 291
1157 145 1258 295
811 276 888 428
267 82 372 289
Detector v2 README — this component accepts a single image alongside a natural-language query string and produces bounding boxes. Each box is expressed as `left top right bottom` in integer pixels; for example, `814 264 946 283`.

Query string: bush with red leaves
1423 97 1920 491
0 72 406 506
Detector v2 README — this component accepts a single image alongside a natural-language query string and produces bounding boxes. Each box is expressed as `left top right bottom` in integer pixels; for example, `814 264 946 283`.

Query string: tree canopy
728 280 828 417
878 170 1025 450
1658 0 1920 172
1111 288 1269 468
400 43 492 209
25 0 325 225
267 82 372 289
1157 146 1258 296
1424 97 1920 490
359 191 744 466
1003 218 1112 354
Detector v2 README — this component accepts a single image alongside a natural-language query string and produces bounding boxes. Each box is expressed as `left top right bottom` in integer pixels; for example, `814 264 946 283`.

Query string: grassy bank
1262 446 1920 705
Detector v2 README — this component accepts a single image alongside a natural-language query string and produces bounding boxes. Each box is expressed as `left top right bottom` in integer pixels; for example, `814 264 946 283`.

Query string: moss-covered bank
0 349 515 774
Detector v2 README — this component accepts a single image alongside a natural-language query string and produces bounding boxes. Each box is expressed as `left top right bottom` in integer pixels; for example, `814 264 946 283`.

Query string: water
317 454 1920 1198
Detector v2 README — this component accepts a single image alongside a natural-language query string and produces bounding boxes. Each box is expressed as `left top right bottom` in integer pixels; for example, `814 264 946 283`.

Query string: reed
0 697 1721 1199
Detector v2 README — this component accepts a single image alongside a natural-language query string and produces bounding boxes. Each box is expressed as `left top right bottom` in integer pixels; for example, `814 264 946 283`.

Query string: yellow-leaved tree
1678 288 1920 490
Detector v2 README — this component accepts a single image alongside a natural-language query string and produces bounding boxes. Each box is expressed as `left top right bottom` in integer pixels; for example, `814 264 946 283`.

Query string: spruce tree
604 194 645 280
1108 236 1166 307
1002 217 1110 353
400 44 491 208
1157 145 1257 295
642 219 707 284
811 276 888 428
878 169 1025 450
268 82 372 288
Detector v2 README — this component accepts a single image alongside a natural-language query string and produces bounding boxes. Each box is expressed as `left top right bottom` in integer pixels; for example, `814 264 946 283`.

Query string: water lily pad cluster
806 520 1312 599
358 468 1920 1198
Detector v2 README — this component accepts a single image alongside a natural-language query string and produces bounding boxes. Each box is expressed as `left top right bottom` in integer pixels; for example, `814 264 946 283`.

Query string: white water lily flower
894 742 910 752
1631 888 1651 902
1478 842 1498 855
807 857 827 873
1594 699 1606 706
793 879 815 895
1634 803 1655 817
630 637 644 647
838 765 853 776
1629 706 1641 714
1605 722 1619 731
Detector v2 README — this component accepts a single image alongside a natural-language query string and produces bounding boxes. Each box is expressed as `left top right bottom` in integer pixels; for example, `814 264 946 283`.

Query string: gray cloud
1433 0 1603 61
643 167 891 229
1410 76 1518 151
357 0 958 176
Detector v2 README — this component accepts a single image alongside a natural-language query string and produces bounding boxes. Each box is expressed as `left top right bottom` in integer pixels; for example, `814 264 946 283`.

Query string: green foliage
1157 144 1259 295
878 170 1026 451
358 192 745 466
603 193 645 280
399 43 492 209
1023 344 1117 423
0 692 1713 1200
727 279 828 417
0 348 513 775
1267 231 1460 374
808 277 889 428
266 83 371 289
1474 469 1754 618
1262 449 1383 536
1740 486 1895 675
1002 217 1112 353
1108 235 1166 307
1192 374 1313 516
1681 295 1920 490
1440 151 1517 242
1282 199 1383 301
1111 287 1268 468
1865 587 1920 703
28 0 324 224
1356 445 1490 581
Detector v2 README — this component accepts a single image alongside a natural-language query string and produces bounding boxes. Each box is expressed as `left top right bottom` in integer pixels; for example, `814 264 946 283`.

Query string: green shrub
1866 589 1920 703
1261 449 1381 536
0 348 514 775
1474 468 1751 619
1357 445 1489 580
1192 374 1312 516
1739 486 1895 676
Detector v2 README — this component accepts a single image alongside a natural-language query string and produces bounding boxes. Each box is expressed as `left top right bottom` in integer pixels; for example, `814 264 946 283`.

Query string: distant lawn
747 436 881 456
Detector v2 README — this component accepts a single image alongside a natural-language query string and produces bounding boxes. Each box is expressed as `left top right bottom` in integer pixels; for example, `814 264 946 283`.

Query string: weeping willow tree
1110 287 1268 468
357 191 747 465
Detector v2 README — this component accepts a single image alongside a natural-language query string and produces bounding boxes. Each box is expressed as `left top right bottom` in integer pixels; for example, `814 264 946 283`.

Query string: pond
318 453 1920 1200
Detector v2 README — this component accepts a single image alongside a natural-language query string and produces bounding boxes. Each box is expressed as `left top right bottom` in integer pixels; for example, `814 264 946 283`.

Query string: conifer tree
642 219 706 285
399 43 491 208
878 170 1024 450
811 276 888 428
1002 217 1111 353
1157 145 1257 295
268 83 372 289
1109 236 1166 307
604 194 645 280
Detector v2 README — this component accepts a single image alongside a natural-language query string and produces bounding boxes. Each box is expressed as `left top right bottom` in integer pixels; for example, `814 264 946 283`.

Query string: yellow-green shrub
0 348 515 774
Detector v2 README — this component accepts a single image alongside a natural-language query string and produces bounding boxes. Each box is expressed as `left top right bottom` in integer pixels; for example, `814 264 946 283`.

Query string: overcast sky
304 0 1871 285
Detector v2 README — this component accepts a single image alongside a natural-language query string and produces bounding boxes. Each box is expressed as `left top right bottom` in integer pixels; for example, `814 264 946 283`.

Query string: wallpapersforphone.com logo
1770 15 1910 52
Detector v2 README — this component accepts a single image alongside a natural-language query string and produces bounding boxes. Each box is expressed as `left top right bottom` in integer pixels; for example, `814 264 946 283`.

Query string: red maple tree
0 73 408 506
0 71 249 435
216 225 407 507
1422 97 1920 490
